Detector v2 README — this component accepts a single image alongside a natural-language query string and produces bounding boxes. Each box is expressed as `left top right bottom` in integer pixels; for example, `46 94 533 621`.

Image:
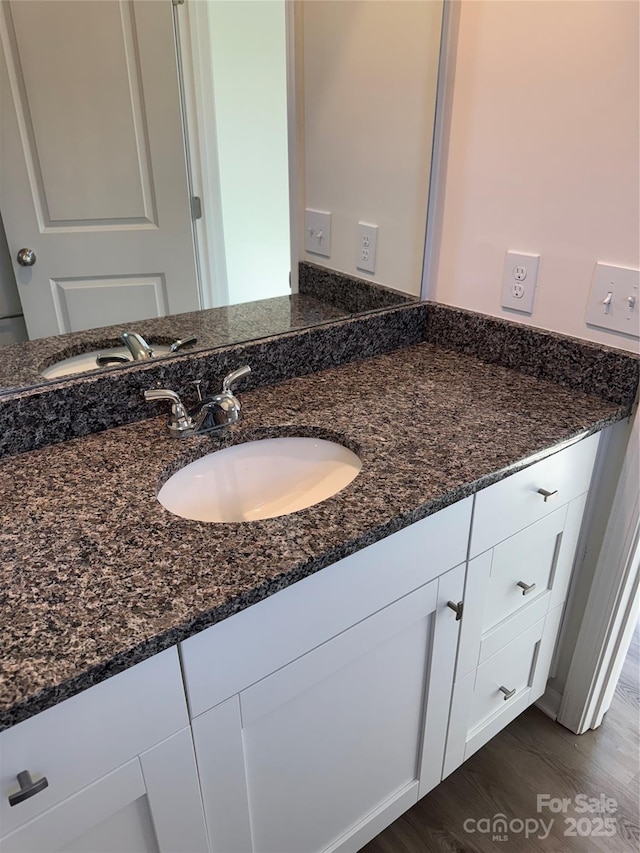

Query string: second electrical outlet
357 222 378 274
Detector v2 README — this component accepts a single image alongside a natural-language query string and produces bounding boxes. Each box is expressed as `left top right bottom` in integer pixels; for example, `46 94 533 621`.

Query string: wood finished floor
363 625 640 853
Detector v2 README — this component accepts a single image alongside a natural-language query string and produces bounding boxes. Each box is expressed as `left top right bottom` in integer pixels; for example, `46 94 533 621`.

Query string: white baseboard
535 684 563 721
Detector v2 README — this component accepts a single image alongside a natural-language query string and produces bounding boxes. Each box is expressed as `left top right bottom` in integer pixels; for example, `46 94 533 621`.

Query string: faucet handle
143 388 194 435
222 365 251 393
169 335 197 353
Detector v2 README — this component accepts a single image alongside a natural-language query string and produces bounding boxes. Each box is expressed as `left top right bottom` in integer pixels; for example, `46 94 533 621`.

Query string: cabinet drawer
443 606 563 778
457 496 586 680
470 432 599 557
181 498 473 718
1 648 188 837
483 506 566 634
468 618 544 734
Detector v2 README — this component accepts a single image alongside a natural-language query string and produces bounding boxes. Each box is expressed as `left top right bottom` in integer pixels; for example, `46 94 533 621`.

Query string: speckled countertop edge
0 340 626 730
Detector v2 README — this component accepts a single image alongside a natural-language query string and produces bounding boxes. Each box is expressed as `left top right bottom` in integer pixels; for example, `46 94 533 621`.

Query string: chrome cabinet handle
8 771 49 807
17 248 36 267
537 488 558 502
517 580 536 595
446 600 464 621
499 686 516 701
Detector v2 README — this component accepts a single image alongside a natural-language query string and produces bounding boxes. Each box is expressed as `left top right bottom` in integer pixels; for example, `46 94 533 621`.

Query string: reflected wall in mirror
0 0 443 391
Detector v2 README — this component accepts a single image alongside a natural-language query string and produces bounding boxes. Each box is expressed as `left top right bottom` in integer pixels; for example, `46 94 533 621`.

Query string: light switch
304 210 331 258
586 262 640 338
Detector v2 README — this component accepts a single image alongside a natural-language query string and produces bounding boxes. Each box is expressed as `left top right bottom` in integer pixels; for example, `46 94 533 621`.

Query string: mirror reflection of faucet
96 332 197 367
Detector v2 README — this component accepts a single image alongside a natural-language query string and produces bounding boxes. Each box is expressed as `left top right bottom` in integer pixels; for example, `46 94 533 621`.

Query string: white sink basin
41 345 173 379
158 437 362 523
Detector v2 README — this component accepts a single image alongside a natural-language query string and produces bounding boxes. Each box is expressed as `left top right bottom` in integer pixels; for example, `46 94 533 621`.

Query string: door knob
17 248 36 266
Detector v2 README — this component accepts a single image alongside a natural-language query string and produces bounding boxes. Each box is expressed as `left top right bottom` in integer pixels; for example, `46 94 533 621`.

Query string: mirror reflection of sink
158 437 362 523
41 345 173 379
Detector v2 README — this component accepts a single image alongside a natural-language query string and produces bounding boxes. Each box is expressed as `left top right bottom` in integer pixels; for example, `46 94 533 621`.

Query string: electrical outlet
304 209 331 257
357 222 378 274
501 251 540 314
586 262 640 338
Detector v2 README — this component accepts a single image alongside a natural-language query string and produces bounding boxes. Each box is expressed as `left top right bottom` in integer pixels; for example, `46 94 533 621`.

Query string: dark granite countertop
0 342 625 729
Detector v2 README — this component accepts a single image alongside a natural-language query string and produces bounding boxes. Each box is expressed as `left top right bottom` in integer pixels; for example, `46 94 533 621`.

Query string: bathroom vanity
0 317 635 853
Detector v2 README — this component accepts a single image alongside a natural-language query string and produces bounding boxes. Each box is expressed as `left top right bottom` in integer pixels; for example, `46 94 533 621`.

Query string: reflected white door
0 0 200 340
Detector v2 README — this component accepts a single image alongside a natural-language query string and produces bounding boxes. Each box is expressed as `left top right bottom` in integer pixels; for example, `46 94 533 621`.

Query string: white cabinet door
192 565 464 853
0 0 200 339
0 728 208 853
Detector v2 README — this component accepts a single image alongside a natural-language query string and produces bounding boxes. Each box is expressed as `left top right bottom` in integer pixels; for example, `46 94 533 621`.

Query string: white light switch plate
501 251 539 314
586 262 640 338
304 209 331 257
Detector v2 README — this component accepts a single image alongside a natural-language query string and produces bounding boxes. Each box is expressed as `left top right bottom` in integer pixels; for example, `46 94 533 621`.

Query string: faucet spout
122 332 154 360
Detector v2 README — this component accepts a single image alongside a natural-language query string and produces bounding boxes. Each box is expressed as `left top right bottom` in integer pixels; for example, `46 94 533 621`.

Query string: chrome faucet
122 331 154 360
97 332 197 367
144 366 251 437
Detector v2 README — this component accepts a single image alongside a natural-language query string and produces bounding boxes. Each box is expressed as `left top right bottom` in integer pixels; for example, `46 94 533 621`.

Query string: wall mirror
0 0 443 394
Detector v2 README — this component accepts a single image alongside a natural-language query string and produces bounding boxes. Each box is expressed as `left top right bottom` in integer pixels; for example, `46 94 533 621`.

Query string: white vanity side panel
470 432 600 558
181 497 473 718
0 648 188 837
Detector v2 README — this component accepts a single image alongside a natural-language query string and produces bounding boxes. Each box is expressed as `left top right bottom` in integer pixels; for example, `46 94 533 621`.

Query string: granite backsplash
0 301 637 459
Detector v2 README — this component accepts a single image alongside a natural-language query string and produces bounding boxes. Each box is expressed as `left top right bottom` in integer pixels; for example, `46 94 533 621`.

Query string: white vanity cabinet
181 499 473 853
0 649 208 853
443 432 600 777
0 431 604 853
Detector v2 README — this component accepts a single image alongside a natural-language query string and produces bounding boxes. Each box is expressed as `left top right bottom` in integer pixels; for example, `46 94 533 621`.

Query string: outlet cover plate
501 251 539 314
586 262 640 338
356 222 378 274
304 209 331 257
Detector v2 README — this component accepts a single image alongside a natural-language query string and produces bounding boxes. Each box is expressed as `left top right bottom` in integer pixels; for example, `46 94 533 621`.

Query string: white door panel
0 0 199 339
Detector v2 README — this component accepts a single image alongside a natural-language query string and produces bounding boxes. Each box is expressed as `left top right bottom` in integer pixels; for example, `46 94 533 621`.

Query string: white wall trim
557 404 640 734
535 684 563 722
285 1 301 293
174 0 228 308
420 0 460 302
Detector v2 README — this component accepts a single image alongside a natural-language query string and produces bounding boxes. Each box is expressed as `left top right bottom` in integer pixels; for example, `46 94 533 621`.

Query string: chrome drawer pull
446 600 464 621
517 580 536 595
499 686 516 701
8 770 49 807
537 488 558 502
